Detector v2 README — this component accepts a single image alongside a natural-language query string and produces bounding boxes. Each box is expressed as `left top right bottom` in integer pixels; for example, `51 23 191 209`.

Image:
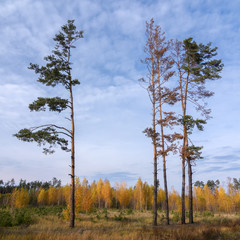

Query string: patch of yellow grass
1 210 240 240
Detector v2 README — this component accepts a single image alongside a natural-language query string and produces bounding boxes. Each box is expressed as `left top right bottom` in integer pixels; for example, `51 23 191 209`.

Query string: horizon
1 0 240 192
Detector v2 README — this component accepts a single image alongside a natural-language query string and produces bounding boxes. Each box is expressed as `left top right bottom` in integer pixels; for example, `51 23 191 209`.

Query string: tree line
0 177 61 194
1 177 240 217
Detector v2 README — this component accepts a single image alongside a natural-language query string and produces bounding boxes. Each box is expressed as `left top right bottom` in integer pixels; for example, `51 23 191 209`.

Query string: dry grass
1 210 240 240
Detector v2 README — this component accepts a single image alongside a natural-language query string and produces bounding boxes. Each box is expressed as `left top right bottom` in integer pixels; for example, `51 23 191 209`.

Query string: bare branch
30 124 71 135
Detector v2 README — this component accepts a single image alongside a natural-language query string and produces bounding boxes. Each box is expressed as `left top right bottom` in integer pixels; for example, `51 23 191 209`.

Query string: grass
1 208 240 239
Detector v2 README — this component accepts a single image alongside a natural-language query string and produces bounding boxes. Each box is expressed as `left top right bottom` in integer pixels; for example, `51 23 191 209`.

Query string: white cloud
0 0 239 190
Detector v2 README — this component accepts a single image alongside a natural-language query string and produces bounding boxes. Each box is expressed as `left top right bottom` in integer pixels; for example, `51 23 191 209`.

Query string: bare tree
141 19 180 225
140 19 159 226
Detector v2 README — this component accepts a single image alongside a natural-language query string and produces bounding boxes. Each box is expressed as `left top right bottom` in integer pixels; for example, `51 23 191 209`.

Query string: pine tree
173 38 223 223
14 20 83 227
141 19 180 225
140 19 159 225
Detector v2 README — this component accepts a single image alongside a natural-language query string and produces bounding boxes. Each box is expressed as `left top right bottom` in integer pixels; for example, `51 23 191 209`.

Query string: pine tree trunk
163 155 169 225
188 159 193 223
69 84 75 228
181 71 189 225
181 130 186 224
153 153 158 226
181 155 185 224
151 58 158 226
157 63 169 225
152 82 158 226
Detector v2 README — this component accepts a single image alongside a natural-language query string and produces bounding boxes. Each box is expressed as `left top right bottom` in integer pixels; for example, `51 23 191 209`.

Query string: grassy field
1 208 240 240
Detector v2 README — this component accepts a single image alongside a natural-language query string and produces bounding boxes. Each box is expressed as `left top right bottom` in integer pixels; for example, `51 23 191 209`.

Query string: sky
0 0 240 191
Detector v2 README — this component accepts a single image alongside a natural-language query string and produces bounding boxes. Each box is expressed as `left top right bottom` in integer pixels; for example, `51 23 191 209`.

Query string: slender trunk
180 93 186 224
69 84 75 228
158 74 169 225
185 131 193 222
180 68 189 224
163 155 169 224
178 64 186 225
181 149 186 224
152 72 158 226
188 158 193 223
153 152 158 226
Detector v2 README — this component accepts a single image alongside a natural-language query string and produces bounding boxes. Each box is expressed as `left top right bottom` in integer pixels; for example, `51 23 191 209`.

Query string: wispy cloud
0 0 240 189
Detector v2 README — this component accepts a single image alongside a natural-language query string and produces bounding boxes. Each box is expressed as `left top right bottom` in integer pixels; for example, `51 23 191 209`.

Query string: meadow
1 207 240 240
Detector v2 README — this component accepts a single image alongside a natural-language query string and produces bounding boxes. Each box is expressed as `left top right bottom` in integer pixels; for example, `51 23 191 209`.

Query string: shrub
126 208 133 215
114 211 127 221
202 211 214 218
103 208 108 220
0 210 12 227
12 209 33 226
32 206 64 216
172 211 180 223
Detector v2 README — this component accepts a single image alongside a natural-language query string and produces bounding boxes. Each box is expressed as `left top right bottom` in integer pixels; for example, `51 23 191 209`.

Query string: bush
31 206 64 216
160 213 165 223
103 208 108 220
172 211 180 223
114 211 127 221
0 210 12 227
126 208 133 215
12 209 33 226
202 211 214 218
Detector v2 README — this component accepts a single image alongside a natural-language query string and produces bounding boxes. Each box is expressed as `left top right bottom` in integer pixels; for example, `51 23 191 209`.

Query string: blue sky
0 0 240 190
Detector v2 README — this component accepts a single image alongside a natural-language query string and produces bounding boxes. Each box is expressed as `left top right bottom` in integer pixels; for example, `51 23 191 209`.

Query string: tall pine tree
14 20 83 228
173 38 223 224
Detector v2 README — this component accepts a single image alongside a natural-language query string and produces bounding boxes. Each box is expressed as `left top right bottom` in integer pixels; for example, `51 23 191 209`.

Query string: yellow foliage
56 187 65 205
203 184 216 211
90 181 97 205
218 186 230 212
63 207 70 220
96 178 104 208
37 188 48 205
169 187 181 212
48 186 58 205
14 188 30 208
157 188 165 210
117 181 130 209
63 185 71 206
102 180 112 208
10 188 18 208
133 178 144 210
193 186 206 212
75 178 83 213
75 177 93 213
142 182 153 210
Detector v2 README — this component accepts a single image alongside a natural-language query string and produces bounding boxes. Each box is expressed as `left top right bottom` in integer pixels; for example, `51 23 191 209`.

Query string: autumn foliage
0 177 239 217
